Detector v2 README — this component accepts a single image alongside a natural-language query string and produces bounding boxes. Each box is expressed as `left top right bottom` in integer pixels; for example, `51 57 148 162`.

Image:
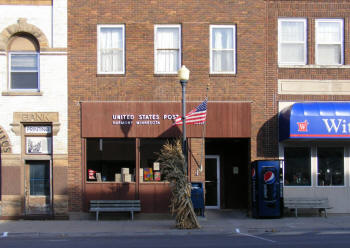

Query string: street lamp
178 65 190 175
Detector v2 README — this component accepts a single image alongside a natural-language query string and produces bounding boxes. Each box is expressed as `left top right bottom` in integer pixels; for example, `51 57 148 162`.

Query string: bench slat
284 197 331 218
90 200 141 221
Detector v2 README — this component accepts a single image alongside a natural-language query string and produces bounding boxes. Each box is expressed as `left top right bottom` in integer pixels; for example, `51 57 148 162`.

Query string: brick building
0 0 68 219
68 0 271 215
268 0 350 213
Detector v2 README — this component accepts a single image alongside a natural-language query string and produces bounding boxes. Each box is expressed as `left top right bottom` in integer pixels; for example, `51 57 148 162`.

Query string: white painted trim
278 79 350 95
205 155 220 209
154 24 181 74
209 25 236 74
278 65 350 69
97 24 125 75
278 18 307 66
315 18 344 66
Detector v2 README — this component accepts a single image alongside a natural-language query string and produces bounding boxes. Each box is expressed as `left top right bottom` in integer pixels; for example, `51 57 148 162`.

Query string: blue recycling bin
191 182 205 217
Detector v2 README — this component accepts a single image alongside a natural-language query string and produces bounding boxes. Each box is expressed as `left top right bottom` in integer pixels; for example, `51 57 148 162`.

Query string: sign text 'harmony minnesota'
112 114 179 125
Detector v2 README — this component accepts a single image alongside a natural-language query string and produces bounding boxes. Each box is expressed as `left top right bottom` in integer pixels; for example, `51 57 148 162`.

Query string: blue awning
279 102 350 141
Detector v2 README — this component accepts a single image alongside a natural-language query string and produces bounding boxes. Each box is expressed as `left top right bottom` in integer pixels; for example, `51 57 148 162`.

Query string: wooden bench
284 197 331 218
90 200 141 221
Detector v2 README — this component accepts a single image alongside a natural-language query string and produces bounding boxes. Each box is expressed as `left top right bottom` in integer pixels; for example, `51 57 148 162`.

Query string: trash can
191 182 205 217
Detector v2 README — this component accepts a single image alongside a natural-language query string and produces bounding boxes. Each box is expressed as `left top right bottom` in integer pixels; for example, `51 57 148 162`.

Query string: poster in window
143 168 153 181
26 137 52 154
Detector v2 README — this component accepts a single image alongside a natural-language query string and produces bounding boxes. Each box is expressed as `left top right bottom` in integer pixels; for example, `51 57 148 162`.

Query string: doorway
205 138 249 209
205 155 220 209
25 160 52 215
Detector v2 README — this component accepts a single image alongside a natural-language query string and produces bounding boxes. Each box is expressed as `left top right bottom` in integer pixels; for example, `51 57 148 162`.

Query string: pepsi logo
264 171 275 184
252 168 256 179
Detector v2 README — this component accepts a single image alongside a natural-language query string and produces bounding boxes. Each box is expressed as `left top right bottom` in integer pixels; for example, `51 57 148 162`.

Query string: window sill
209 73 236 77
86 181 136 184
2 91 43 96
96 73 126 77
154 73 178 77
279 65 350 69
140 181 169 184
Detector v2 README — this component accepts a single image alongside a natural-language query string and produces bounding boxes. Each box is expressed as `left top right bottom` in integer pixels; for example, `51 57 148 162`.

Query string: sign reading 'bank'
279 102 350 140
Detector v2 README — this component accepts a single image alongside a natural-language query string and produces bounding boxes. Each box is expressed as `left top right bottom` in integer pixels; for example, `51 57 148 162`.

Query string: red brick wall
68 0 269 211
266 1 350 160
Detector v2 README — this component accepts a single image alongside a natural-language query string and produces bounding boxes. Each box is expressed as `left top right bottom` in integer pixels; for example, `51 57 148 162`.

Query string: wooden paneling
84 182 171 213
84 183 137 211
139 183 171 213
81 101 251 138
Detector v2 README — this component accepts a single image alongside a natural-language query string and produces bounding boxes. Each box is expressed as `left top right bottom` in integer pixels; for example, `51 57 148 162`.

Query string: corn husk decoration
157 139 200 229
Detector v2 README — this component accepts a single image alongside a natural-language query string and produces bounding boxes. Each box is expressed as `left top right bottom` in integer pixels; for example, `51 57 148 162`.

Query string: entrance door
205 155 220 209
25 161 52 215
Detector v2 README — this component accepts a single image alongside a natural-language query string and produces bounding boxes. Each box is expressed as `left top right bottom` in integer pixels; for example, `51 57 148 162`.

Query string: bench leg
324 209 327 218
131 211 134 220
96 211 99 221
295 208 298 217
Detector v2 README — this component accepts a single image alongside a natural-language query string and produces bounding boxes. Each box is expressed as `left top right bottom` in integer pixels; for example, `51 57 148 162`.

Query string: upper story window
97 25 125 74
278 18 307 65
8 33 40 91
210 25 236 74
315 19 343 65
154 25 181 74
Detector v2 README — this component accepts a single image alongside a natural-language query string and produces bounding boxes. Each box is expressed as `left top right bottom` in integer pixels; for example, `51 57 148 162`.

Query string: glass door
205 155 220 209
25 160 52 215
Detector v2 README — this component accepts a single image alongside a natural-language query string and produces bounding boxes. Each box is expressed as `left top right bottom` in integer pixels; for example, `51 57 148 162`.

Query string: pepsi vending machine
252 160 283 218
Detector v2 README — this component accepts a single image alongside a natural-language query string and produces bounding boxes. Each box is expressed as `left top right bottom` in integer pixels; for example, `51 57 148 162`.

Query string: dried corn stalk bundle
158 139 200 229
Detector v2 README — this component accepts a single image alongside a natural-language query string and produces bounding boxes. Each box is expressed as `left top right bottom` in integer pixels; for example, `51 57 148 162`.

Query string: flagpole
197 84 209 175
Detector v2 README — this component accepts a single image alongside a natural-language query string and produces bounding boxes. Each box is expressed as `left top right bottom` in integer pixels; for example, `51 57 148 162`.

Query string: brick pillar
188 138 205 183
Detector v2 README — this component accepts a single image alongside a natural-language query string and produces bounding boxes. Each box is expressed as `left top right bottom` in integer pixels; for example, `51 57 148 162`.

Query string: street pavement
1 210 350 238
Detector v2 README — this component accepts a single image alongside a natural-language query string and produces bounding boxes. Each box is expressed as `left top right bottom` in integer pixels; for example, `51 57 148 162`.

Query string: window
140 138 173 182
8 34 40 91
154 25 181 74
284 147 311 186
210 25 236 74
25 125 52 155
86 138 136 182
278 18 307 65
317 147 344 186
316 19 343 65
97 25 125 74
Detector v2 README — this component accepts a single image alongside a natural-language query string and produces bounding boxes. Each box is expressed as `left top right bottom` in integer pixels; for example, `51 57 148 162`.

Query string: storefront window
317 147 344 186
284 147 311 186
86 138 136 182
140 138 172 182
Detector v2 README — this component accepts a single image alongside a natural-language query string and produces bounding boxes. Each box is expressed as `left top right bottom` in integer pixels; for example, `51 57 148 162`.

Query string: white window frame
210 25 236 74
97 24 125 74
154 24 181 74
315 19 344 66
278 18 307 66
8 51 40 92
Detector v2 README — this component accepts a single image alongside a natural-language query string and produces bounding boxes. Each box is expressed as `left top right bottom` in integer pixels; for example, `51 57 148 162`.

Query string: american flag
174 99 207 125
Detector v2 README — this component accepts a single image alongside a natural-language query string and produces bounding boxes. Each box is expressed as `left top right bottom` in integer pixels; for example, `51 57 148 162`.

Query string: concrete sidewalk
1 210 350 238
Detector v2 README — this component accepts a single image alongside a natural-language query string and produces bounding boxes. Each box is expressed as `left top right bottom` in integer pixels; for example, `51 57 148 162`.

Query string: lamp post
178 65 190 175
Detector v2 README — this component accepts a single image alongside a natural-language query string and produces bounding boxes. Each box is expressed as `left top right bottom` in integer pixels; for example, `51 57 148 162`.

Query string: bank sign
279 102 350 140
